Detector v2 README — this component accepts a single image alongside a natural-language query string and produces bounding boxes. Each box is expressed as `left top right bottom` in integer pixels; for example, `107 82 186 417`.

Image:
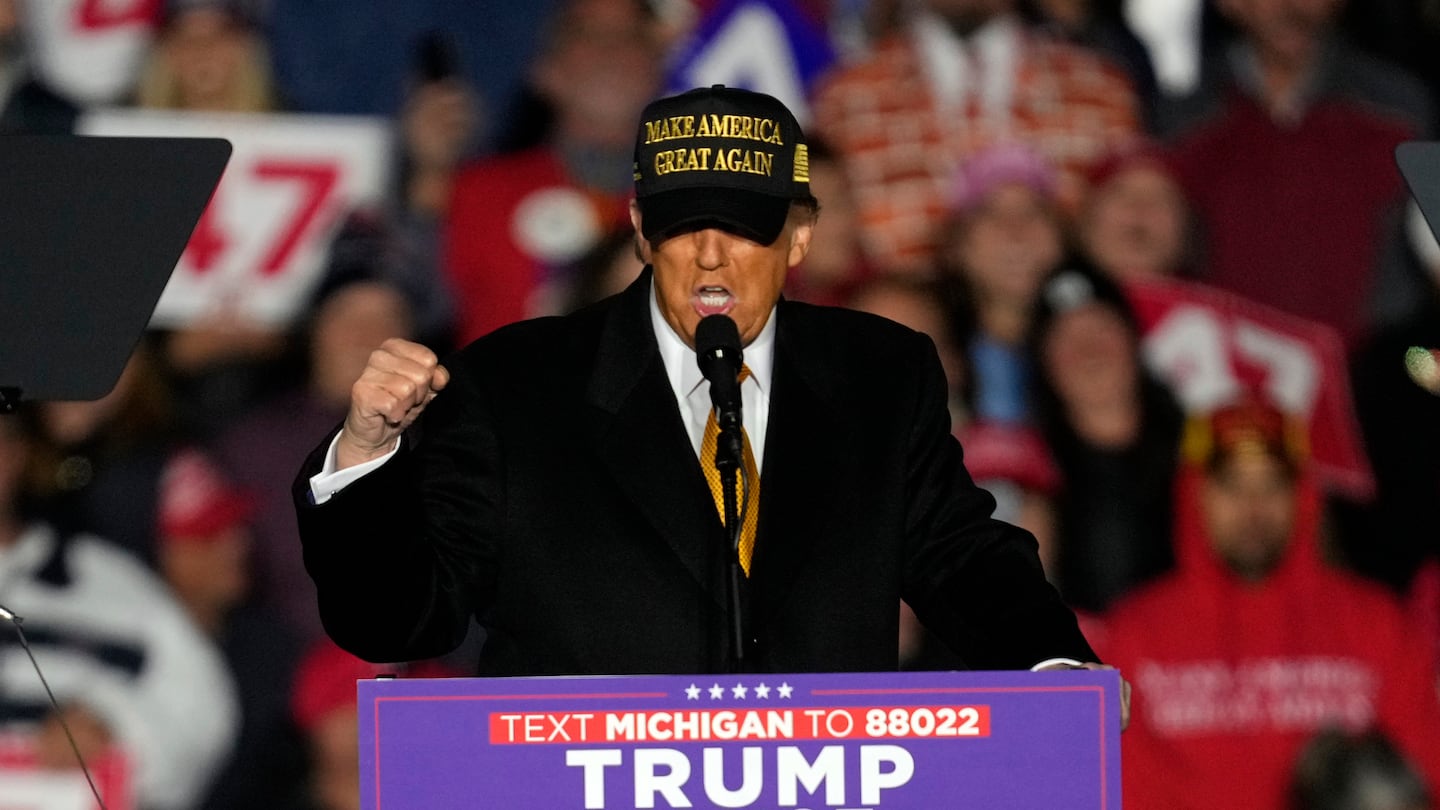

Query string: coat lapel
584 270 729 609
750 302 847 621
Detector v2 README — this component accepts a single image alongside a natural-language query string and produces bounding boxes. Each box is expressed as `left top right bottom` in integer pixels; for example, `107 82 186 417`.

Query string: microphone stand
714 420 746 673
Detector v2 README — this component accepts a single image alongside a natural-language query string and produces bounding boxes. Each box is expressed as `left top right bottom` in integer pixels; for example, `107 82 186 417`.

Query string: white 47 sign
1144 305 1322 415
1130 279 1374 498
79 109 392 328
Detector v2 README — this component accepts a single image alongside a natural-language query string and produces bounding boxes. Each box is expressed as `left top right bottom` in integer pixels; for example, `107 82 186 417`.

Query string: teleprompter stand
0 135 230 407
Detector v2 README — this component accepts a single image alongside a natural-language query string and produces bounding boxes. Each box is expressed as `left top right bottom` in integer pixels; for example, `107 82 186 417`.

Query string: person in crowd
810 0 1139 274
1290 728 1434 810
290 641 453 810
0 410 239 810
937 142 1067 425
1166 0 1432 346
443 0 665 343
1078 139 1194 283
1101 398 1440 808
134 0 274 112
320 31 483 354
1029 260 1183 612
31 339 180 566
155 447 308 810
0 0 78 134
294 85 1109 683
215 259 416 645
134 0 290 435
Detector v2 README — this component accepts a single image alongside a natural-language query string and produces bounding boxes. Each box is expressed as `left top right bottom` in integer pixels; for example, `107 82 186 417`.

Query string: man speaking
294 86 1099 677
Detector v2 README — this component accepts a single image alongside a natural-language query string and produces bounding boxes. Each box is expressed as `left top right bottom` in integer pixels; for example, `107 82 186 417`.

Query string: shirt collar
648 273 777 400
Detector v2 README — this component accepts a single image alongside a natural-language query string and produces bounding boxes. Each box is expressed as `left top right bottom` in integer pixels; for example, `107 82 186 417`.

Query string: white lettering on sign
563 745 915 809
1142 305 1320 413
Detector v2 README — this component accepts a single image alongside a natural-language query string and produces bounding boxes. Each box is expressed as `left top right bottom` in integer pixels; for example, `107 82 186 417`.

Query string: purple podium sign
359 669 1121 809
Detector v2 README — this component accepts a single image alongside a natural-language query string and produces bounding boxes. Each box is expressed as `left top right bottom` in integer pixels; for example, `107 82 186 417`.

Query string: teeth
699 290 731 308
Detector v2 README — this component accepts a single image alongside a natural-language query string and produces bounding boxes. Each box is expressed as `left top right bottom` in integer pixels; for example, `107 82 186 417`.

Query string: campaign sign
359 669 1121 809
78 108 392 329
666 0 836 125
1127 278 1375 499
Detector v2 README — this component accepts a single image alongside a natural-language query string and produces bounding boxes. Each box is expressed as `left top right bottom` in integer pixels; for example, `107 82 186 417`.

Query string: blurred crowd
3 0 1440 808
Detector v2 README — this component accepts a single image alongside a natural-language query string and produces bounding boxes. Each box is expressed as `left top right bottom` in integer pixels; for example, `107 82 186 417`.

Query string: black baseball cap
633 85 813 246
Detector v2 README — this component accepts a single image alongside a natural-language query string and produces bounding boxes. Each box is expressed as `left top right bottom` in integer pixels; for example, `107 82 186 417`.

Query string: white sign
79 108 393 328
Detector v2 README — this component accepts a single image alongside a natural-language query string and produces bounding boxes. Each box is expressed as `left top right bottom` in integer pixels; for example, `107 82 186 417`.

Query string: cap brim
639 187 792 246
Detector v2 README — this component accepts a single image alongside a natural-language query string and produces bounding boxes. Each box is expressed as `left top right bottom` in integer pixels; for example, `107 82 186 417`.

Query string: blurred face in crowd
1040 302 1138 411
162 8 253 110
952 184 1064 310
634 205 815 348
311 282 414 407
1217 0 1342 66
1082 165 1187 281
534 0 663 144
161 525 252 627
1201 451 1298 581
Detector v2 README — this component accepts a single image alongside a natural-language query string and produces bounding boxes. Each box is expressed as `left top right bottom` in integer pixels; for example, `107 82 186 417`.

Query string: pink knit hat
950 143 1059 215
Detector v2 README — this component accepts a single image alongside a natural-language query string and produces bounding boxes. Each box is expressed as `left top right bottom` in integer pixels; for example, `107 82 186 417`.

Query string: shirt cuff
308 433 400 505
1030 658 1086 672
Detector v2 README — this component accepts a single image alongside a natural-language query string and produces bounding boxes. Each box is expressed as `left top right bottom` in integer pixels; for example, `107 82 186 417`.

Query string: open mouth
694 286 734 316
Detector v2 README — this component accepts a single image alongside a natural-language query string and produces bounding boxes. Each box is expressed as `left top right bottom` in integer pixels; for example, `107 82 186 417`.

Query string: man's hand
1035 661 1132 731
336 338 449 470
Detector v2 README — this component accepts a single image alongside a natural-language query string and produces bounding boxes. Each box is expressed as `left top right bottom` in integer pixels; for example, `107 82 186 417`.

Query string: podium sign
359 670 1121 809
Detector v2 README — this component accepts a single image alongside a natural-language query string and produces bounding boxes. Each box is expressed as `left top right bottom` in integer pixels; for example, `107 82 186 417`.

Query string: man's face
1218 0 1342 65
632 204 814 348
1200 452 1298 581
536 0 662 139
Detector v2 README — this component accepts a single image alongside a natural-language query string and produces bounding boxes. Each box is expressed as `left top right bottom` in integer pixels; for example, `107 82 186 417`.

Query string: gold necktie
700 366 760 575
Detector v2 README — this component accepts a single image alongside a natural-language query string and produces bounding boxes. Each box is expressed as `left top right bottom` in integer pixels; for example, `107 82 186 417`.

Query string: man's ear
629 200 653 264
786 216 815 268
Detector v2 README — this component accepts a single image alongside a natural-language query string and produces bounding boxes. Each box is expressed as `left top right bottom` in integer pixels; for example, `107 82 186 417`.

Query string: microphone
694 315 748 672
695 314 744 441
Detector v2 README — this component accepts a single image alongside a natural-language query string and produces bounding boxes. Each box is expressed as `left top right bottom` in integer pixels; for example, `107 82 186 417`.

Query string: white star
753 683 771 699
685 684 701 700
732 683 748 699
709 683 725 700
777 682 794 699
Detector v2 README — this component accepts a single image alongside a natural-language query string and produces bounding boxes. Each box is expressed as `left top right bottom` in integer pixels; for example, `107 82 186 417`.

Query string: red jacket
1101 469 1440 808
443 147 632 344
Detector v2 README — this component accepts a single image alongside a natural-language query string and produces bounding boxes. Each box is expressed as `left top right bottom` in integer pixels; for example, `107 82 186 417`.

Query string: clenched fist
336 338 450 469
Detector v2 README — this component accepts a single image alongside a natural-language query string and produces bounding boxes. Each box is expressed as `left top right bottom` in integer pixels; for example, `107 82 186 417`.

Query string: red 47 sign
1127 278 1375 500
79 109 392 328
